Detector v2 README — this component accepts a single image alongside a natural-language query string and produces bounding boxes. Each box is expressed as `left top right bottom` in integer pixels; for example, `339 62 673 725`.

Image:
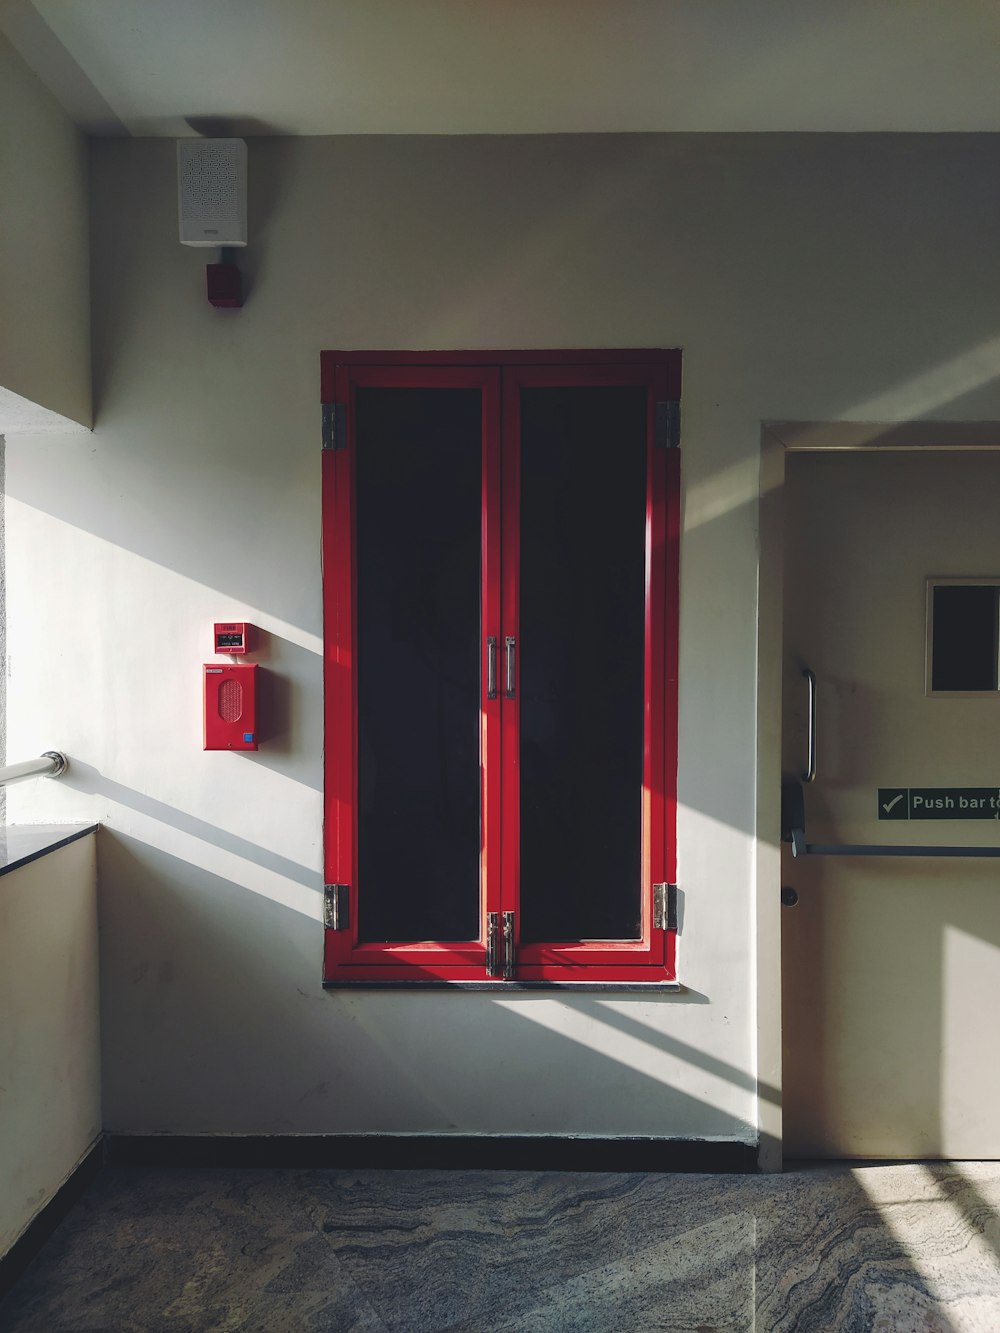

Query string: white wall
7 133 1000 1140
0 835 100 1254
0 33 90 429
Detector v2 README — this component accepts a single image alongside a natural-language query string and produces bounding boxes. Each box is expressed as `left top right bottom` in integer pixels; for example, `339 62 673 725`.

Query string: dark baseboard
0 1140 104 1303
104 1134 758 1174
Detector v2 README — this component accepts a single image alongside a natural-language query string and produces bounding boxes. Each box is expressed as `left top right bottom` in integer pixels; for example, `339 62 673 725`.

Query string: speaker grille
218 679 243 723
179 140 242 222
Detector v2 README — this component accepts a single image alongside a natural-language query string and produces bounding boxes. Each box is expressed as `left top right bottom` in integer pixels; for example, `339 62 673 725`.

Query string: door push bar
782 781 1000 859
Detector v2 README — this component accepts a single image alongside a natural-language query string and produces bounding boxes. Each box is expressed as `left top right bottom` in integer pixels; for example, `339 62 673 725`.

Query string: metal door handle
802 667 817 784
486 912 499 976
502 911 515 980
505 636 516 698
487 637 497 700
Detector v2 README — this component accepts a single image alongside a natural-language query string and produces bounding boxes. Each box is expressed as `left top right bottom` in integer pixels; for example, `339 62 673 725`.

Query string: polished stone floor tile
303 1169 756 1331
2 1163 1000 1331
479 1210 757 1333
0 1169 388 1333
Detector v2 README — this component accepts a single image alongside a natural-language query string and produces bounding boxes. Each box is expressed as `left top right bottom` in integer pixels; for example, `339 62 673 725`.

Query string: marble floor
2 1162 1000 1331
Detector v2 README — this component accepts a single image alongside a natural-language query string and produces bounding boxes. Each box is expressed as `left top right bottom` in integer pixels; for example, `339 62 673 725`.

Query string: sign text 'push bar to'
878 787 1000 821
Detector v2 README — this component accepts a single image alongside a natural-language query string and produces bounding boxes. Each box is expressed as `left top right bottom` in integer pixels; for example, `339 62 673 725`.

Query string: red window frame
322 350 680 984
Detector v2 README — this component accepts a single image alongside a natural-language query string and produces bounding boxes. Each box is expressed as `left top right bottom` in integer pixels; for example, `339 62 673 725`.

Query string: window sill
323 979 683 992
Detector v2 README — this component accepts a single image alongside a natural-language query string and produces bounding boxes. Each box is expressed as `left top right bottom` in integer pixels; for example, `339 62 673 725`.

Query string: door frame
754 419 1000 1172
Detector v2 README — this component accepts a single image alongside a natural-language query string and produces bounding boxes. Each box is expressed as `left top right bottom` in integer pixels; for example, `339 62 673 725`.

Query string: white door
782 450 1000 1158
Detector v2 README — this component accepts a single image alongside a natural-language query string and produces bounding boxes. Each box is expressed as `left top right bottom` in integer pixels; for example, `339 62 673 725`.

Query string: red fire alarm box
204 663 258 750
214 622 249 654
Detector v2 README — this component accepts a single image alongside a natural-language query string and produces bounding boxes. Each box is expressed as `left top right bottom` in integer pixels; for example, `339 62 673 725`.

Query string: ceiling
3 0 1000 137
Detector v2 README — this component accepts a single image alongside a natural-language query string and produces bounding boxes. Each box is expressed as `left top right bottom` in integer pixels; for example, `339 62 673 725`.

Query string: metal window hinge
486 912 500 977
653 883 678 931
322 402 347 451
655 400 681 450
324 883 350 930
502 911 516 980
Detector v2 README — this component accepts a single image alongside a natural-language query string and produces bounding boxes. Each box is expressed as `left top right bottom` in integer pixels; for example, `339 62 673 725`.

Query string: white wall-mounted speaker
177 138 247 247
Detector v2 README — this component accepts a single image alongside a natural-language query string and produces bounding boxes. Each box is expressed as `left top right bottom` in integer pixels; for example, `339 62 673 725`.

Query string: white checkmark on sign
882 793 905 814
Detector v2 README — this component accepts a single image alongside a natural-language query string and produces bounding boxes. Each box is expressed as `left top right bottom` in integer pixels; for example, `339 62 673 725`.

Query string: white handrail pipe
0 752 68 787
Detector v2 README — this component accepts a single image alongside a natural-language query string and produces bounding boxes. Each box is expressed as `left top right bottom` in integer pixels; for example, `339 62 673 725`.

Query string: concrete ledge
0 824 98 879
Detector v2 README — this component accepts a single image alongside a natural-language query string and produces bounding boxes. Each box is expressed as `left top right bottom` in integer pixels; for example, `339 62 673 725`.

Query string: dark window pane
932 584 1000 692
519 386 647 942
356 388 482 942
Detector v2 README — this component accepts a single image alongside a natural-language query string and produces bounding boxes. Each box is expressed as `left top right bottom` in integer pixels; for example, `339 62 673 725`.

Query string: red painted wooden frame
322 351 680 984
501 362 674 981
322 350 682 403
324 364 501 981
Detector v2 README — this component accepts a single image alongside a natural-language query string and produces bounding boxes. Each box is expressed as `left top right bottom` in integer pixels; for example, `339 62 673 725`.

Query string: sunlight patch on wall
848 333 1000 423
110 802 322 921
5 494 323 846
499 996 753 1117
941 925 1000 1155
5 496 322 656
684 454 763 534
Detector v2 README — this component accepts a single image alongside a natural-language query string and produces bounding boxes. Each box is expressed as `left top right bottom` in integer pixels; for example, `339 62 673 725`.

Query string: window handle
502 911 516 980
505 636 516 699
486 912 500 977
487 637 497 700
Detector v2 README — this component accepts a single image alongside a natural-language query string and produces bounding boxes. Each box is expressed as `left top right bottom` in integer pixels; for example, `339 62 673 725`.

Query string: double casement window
322 351 680 984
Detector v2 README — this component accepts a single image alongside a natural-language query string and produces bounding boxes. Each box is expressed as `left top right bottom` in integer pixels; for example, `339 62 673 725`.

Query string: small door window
927 579 1000 694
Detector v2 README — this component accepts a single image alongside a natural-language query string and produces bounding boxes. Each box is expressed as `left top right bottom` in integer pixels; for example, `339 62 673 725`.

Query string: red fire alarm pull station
204 663 258 750
214 622 249 654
